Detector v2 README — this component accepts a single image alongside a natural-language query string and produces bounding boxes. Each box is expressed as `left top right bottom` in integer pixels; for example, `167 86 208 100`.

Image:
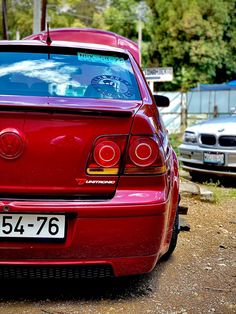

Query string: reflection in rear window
0 50 141 100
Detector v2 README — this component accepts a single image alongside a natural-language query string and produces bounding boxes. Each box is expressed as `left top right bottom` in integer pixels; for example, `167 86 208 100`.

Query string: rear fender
131 103 160 135
163 149 180 247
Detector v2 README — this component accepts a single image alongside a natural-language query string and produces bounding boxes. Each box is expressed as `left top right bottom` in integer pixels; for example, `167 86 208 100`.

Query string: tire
162 209 179 260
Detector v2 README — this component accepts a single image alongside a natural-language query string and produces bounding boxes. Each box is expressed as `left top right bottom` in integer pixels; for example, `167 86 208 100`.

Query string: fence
157 90 236 133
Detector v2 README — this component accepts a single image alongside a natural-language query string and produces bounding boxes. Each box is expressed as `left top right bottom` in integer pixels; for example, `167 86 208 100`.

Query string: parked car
0 28 179 279
179 116 236 179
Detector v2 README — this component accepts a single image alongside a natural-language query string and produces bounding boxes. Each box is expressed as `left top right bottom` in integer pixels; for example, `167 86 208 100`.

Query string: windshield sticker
91 75 134 98
77 52 125 64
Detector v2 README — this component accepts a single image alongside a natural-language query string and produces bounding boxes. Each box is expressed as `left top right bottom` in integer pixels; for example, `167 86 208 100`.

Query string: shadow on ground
182 170 236 188
194 176 236 187
0 259 172 302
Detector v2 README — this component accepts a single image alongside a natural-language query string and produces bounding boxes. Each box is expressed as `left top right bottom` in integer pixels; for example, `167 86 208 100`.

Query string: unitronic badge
0 128 25 160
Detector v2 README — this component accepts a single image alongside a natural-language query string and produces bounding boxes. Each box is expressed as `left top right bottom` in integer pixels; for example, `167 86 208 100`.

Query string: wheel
162 209 179 260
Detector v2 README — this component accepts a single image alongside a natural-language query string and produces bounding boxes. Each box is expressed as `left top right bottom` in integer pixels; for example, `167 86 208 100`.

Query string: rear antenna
46 22 52 46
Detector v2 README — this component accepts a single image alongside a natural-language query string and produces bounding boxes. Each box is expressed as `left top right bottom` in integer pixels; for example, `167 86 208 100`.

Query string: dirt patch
0 190 235 314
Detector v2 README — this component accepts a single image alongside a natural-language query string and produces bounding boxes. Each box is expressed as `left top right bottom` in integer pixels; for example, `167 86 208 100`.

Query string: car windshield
0 48 141 100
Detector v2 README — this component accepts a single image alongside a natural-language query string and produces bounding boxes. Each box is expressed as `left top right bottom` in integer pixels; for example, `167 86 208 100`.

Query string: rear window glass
0 49 141 100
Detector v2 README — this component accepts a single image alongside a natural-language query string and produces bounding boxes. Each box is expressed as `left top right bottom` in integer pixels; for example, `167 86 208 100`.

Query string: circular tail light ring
94 140 121 167
129 138 158 167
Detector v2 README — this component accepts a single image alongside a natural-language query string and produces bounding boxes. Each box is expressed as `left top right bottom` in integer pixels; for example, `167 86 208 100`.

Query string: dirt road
0 188 235 314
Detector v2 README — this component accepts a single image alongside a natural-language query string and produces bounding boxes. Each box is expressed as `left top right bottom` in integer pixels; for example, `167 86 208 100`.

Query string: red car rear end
0 29 179 279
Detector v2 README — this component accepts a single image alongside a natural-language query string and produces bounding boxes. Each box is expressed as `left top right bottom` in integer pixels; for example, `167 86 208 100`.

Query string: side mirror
153 95 170 107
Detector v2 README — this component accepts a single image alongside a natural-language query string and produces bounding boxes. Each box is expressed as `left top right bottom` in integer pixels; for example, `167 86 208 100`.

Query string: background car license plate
0 214 65 239
203 152 224 165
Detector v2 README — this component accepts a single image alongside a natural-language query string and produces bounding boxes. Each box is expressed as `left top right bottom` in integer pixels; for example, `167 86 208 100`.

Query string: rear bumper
0 178 179 277
0 255 159 278
0 186 169 217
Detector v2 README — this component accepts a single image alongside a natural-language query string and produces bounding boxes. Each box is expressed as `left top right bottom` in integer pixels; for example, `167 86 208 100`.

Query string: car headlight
184 131 197 143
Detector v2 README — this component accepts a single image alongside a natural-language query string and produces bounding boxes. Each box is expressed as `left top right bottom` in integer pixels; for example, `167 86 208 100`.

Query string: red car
0 28 179 279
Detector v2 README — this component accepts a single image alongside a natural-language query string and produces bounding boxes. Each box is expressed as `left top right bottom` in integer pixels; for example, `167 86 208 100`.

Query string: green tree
47 0 107 29
92 0 153 65
92 0 138 39
4 0 33 39
2 0 108 39
2 0 235 90
147 0 236 90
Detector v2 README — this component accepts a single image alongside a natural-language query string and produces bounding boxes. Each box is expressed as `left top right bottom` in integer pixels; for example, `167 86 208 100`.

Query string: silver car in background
179 117 236 178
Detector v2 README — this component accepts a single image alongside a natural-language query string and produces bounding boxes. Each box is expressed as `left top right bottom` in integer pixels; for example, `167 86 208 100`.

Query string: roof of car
23 28 140 64
0 39 130 55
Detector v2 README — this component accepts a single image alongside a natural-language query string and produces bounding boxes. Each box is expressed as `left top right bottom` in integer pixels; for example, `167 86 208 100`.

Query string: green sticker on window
77 52 124 64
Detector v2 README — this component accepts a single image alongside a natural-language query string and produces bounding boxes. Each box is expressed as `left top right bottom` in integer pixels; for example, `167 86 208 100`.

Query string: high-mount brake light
87 136 126 175
125 136 166 175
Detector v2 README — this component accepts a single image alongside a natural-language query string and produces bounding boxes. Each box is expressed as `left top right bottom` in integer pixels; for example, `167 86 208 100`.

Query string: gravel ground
0 188 235 314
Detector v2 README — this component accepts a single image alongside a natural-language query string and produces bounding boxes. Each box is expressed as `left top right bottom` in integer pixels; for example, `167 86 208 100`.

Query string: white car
179 117 236 179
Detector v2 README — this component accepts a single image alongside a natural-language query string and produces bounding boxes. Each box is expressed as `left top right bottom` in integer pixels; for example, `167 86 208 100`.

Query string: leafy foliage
146 0 236 90
2 0 33 39
1 0 236 90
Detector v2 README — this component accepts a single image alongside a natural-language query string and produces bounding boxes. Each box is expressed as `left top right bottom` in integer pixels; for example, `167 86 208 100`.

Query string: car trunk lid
0 96 141 199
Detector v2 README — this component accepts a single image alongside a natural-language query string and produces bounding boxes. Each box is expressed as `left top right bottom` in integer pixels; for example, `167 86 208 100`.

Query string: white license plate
203 152 224 165
0 214 65 239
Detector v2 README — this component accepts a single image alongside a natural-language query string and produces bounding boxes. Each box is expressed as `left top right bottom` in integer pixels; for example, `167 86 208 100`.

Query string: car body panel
24 28 141 65
0 169 179 276
0 31 179 277
0 95 141 196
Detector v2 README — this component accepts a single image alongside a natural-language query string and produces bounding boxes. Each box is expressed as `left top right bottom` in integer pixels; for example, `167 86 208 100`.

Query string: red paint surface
25 28 140 65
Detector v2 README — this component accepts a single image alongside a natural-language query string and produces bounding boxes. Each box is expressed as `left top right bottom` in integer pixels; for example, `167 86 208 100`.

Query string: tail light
94 141 120 168
87 136 127 175
129 137 158 167
125 136 166 174
87 135 166 176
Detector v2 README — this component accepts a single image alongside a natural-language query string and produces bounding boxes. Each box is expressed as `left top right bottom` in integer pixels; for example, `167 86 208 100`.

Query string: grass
168 133 183 156
179 173 236 204
202 180 222 203
227 188 236 198
201 179 236 203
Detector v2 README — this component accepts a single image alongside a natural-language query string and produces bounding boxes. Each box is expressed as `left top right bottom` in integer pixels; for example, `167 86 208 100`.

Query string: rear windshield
0 48 141 100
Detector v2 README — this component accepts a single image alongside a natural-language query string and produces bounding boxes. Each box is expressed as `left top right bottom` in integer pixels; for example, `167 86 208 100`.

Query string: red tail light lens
87 136 127 175
125 136 166 174
129 137 158 167
94 140 120 167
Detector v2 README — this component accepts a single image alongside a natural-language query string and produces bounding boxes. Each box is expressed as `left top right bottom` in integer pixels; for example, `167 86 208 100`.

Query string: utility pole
2 0 8 39
136 2 148 66
33 0 42 34
41 0 47 31
138 17 142 65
